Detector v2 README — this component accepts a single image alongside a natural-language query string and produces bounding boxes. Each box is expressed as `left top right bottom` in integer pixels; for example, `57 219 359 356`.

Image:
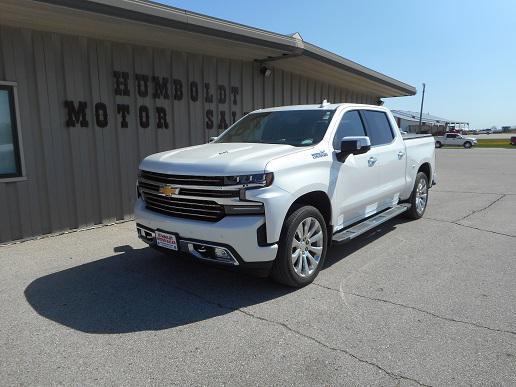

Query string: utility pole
418 82 426 133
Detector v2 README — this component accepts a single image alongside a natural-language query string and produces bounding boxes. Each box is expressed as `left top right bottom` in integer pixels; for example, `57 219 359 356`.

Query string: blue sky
159 0 515 129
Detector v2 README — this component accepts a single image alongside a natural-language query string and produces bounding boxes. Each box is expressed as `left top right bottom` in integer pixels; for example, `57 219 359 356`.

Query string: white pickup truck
135 102 436 287
434 133 478 148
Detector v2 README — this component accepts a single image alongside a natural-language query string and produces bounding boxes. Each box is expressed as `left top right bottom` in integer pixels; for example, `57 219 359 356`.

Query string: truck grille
138 170 229 221
142 191 225 221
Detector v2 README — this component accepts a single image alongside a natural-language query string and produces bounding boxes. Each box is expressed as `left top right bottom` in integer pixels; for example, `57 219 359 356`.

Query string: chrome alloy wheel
415 178 428 215
291 217 324 277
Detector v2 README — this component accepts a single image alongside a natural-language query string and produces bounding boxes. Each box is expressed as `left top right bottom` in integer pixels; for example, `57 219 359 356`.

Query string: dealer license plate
155 231 178 251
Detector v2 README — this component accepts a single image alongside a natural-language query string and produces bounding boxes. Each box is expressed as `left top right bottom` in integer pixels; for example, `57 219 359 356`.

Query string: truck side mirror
337 136 371 162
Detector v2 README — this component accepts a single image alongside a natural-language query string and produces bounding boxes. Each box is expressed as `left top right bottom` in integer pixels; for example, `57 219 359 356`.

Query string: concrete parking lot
1 148 515 386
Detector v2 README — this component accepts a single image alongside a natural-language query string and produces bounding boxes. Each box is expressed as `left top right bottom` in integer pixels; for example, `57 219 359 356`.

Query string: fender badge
311 150 328 159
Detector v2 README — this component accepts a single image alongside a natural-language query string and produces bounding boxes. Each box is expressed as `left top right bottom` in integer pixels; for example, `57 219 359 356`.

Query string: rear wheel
270 205 327 287
463 141 472 149
435 141 442 148
404 172 429 220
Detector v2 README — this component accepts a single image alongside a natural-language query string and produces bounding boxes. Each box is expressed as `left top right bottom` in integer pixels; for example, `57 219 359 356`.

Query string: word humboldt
64 71 242 130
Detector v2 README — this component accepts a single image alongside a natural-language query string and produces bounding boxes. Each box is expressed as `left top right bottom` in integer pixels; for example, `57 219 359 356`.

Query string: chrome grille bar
139 170 225 186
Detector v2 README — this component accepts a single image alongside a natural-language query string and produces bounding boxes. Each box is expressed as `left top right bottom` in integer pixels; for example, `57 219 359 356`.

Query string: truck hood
139 142 302 175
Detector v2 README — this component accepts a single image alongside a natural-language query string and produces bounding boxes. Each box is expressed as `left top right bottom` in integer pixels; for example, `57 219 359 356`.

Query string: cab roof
257 103 386 113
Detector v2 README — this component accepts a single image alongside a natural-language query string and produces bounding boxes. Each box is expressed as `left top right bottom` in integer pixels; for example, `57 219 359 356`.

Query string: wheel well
288 191 332 228
418 162 431 183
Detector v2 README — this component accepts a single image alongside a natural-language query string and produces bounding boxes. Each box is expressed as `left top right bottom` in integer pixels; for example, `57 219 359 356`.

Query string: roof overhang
0 0 416 98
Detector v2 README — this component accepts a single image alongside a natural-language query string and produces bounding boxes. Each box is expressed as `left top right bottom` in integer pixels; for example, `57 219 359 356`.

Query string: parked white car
135 102 436 287
435 133 478 148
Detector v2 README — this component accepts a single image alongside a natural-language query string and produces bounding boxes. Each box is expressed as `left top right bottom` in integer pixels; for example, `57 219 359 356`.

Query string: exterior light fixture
260 65 272 77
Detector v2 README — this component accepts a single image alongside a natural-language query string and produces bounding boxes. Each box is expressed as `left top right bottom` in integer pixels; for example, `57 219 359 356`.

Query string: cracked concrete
313 282 515 336
452 194 506 222
423 187 515 237
0 148 515 386
425 216 515 238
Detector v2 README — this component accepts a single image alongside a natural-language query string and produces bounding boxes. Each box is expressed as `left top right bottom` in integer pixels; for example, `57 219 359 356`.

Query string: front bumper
134 199 278 264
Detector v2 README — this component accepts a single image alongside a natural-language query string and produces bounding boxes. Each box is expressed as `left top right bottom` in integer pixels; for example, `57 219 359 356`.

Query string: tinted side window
362 110 394 146
332 110 366 149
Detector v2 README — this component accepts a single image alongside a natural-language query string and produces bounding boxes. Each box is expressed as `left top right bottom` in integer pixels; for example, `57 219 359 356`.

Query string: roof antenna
320 99 330 107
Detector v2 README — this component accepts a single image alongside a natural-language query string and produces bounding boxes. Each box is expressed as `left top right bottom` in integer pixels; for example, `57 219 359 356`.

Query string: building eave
3 0 416 97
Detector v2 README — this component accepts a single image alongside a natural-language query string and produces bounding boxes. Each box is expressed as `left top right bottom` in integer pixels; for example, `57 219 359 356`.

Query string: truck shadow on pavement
24 221 401 334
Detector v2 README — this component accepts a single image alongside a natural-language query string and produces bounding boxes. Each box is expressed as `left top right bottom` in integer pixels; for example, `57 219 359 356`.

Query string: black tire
403 172 429 220
463 141 472 149
270 205 328 287
435 141 442 148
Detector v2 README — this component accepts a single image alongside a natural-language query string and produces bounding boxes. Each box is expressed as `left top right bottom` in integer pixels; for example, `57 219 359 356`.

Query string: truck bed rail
402 133 433 140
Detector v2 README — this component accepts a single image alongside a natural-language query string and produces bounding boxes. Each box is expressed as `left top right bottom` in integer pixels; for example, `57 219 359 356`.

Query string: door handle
397 151 405 159
368 157 378 167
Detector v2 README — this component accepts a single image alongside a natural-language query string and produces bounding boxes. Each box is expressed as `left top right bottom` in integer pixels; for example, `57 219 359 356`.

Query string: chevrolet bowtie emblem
158 185 179 197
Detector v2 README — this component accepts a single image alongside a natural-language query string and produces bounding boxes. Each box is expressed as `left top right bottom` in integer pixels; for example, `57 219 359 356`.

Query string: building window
0 83 23 179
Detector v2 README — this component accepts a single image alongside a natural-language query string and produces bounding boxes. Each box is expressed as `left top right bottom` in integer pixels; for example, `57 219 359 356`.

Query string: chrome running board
332 204 409 243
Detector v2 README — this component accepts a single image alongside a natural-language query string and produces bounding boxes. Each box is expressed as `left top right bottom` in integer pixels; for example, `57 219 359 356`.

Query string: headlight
223 172 274 187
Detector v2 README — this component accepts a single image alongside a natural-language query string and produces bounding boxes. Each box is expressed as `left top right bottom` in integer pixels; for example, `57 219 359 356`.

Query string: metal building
392 110 469 134
0 0 416 243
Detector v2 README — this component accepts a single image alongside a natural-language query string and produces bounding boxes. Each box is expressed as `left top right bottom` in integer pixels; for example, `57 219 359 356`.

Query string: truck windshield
214 110 336 147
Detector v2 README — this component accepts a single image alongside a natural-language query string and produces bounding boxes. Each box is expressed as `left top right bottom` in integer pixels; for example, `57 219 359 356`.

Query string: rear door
361 110 406 209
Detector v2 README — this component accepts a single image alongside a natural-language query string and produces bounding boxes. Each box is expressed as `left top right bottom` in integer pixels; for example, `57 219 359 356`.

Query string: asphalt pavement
0 148 515 386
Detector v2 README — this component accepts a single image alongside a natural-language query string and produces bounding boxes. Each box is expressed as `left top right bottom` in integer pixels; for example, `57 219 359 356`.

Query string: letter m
64 100 89 127
152 76 170 99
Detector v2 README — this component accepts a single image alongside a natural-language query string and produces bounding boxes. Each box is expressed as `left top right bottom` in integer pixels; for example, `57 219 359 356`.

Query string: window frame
332 109 368 150
0 81 25 182
359 109 396 147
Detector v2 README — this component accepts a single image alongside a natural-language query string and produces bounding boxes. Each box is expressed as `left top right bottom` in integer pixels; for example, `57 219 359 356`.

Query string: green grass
476 139 515 149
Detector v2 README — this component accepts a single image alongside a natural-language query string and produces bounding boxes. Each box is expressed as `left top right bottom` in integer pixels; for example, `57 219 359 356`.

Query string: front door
330 110 382 231
445 133 459 145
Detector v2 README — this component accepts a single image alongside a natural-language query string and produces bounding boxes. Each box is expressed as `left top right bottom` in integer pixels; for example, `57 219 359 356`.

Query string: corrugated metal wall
0 25 377 243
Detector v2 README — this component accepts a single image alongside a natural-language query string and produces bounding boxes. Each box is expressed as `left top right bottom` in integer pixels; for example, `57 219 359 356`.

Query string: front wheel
270 205 327 287
435 141 442 148
463 141 472 149
403 172 429 220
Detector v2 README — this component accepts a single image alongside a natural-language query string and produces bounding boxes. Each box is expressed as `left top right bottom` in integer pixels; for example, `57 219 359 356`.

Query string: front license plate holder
155 230 179 251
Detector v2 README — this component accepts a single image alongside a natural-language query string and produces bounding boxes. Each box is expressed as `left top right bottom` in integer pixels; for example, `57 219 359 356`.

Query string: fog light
214 247 231 260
